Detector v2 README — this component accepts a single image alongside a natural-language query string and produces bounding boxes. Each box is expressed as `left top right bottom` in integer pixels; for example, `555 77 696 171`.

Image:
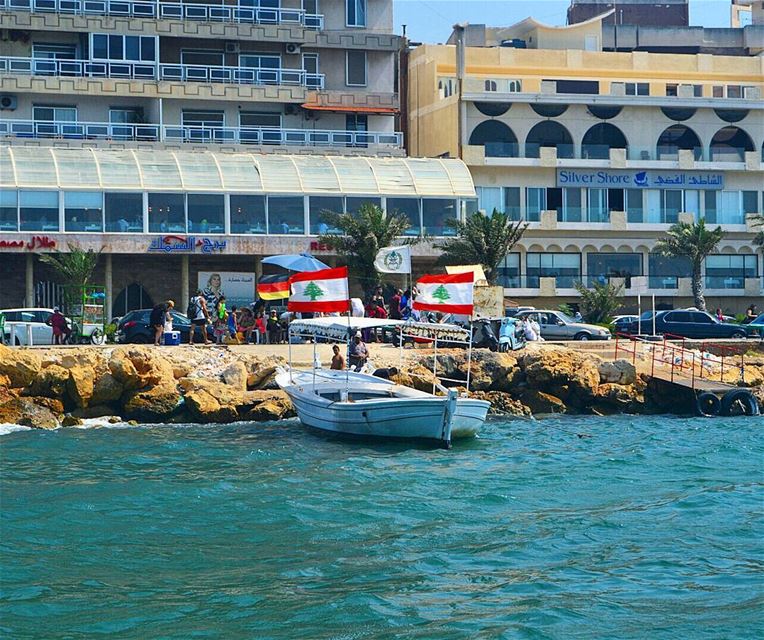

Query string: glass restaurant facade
0 147 476 316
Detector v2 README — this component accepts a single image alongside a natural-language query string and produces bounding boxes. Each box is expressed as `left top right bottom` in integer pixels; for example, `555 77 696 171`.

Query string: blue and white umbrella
262 253 329 272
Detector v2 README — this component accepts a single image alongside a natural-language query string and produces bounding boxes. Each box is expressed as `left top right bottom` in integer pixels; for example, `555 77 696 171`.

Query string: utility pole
453 23 467 160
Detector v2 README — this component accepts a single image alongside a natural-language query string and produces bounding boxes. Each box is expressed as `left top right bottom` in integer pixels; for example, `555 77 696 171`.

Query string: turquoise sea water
1 416 762 639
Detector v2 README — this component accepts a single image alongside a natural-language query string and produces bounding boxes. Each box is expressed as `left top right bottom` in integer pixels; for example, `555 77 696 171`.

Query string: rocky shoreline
1 342 762 430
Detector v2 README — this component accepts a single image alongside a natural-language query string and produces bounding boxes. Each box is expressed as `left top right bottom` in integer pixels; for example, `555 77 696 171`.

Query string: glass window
33 105 77 122
105 192 143 232
626 189 643 223
423 199 457 236
588 188 608 223
64 191 103 232
562 188 582 222
587 253 642 287
527 253 581 288
109 108 143 124
230 195 266 234
239 53 280 69
498 253 521 287
503 188 521 221
182 50 225 66
346 0 366 26
705 255 757 289
742 191 758 215
719 191 743 225
704 190 719 223
240 112 281 128
662 190 682 224
476 187 502 216
346 197 381 216
268 196 304 234
148 193 185 233
0 190 18 231
92 34 157 62
648 253 690 289
386 198 420 236
684 190 700 221
20 191 59 232
187 194 224 234
309 196 343 234
525 187 545 222
346 51 367 87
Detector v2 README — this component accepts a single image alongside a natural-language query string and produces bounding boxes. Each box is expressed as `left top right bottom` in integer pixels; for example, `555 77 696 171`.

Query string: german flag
257 274 290 300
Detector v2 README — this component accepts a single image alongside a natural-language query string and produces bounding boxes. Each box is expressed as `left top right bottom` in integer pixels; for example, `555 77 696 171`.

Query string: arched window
484 80 497 92
714 109 748 124
587 105 622 119
581 123 628 159
531 103 567 118
656 124 702 160
710 126 754 161
113 283 154 317
660 107 696 121
525 121 574 158
474 102 511 117
469 121 518 157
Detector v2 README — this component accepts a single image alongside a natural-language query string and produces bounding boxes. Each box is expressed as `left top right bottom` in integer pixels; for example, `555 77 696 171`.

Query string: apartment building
408 13 764 311
0 1 479 316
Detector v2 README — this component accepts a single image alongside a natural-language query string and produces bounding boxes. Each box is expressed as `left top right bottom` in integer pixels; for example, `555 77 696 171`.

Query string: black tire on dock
696 392 721 417
719 389 760 417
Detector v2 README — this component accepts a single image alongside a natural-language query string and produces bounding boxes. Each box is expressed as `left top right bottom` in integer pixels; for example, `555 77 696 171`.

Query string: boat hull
276 368 490 444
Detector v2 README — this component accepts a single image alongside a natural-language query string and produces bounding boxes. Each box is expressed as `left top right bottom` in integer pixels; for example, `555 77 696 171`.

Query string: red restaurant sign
0 236 57 250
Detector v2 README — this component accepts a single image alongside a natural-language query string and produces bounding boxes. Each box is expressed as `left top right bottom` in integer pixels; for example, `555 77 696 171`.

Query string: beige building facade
409 15 764 313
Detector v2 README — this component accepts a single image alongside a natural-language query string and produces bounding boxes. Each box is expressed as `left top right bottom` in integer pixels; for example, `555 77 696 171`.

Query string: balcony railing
0 57 325 88
0 120 404 148
705 275 746 289
0 0 324 29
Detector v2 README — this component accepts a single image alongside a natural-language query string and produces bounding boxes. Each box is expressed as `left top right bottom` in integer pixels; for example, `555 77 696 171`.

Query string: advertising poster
197 272 256 309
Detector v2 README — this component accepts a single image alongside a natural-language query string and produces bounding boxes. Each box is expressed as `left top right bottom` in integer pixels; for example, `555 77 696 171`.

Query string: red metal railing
614 332 745 389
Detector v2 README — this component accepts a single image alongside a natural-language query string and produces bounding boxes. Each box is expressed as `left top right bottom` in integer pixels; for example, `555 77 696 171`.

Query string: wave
0 424 33 436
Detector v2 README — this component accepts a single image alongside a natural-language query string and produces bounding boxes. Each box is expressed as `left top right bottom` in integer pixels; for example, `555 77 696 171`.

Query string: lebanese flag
257 274 290 300
414 272 474 315
288 266 350 313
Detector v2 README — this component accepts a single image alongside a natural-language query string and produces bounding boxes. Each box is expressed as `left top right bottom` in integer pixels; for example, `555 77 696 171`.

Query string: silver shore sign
557 170 724 190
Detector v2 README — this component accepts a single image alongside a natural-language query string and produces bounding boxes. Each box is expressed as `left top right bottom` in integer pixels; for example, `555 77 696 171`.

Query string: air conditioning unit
0 95 17 111
224 41 240 54
285 43 301 55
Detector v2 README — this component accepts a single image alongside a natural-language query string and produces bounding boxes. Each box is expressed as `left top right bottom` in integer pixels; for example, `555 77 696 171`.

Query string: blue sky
393 1 732 43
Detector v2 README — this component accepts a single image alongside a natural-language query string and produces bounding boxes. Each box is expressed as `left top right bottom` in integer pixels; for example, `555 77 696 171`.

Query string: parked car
621 310 750 339
613 315 639 332
0 307 72 345
514 309 611 341
116 308 212 344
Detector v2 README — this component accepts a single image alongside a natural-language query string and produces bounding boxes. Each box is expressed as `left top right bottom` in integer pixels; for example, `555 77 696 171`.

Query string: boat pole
288 321 293 383
432 329 438 395
465 324 473 395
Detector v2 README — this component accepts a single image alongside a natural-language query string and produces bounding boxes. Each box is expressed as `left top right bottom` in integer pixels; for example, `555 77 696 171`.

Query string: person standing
267 310 281 344
389 289 402 320
150 301 171 346
47 307 71 345
188 289 210 345
255 311 266 344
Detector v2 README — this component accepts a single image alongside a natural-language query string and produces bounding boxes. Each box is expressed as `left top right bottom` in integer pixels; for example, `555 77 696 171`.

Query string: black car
116 309 212 344
621 310 750 340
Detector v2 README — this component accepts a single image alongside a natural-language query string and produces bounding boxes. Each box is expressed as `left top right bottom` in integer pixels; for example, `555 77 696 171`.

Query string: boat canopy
289 317 469 340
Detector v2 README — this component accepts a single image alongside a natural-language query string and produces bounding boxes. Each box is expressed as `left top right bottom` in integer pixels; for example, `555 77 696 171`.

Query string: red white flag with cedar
413 272 475 316
288 266 350 313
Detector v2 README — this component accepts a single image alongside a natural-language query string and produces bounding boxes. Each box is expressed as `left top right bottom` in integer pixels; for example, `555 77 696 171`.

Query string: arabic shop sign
557 170 724 190
148 235 227 254
0 236 57 251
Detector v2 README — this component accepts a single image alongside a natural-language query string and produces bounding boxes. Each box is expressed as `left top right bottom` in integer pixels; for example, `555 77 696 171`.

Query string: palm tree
654 219 725 312
318 204 419 297
435 210 528 285
38 244 101 310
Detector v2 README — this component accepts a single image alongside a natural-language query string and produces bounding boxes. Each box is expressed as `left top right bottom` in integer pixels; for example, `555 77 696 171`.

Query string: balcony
0 56 325 88
0 0 324 28
0 119 404 149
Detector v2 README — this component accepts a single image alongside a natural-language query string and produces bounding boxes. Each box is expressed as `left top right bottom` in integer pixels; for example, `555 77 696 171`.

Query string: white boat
276 317 491 448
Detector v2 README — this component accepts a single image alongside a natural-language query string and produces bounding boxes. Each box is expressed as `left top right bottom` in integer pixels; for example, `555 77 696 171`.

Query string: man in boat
372 366 398 380
330 345 345 370
349 332 369 371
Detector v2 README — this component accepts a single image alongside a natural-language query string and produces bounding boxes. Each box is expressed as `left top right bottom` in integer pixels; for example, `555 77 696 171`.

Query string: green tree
304 281 324 301
38 244 101 310
318 203 420 297
435 210 528 285
751 213 764 248
432 284 451 303
574 281 624 325
654 219 725 312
